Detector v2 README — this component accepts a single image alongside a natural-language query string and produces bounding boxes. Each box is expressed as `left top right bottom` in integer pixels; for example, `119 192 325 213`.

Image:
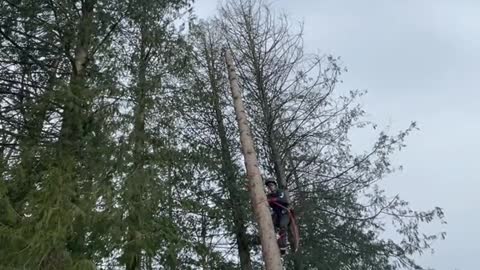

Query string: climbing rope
271 201 300 253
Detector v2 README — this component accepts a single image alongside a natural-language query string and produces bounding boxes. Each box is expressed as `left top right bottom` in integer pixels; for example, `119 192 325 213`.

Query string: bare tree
225 48 283 270
219 0 445 269
196 22 254 270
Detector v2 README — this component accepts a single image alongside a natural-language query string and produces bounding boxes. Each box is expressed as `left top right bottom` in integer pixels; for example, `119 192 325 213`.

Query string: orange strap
271 201 300 252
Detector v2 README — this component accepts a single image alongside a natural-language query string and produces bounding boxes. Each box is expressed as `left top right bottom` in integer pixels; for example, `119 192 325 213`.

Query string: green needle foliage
0 0 445 269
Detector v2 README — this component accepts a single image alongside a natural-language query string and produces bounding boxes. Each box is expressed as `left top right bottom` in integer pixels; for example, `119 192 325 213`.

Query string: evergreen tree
0 0 446 269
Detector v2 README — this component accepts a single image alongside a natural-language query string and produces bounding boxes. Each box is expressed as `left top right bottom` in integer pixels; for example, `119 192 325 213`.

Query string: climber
265 177 290 254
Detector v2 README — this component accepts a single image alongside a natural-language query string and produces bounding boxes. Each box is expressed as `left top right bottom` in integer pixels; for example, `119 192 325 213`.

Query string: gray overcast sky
194 1 480 269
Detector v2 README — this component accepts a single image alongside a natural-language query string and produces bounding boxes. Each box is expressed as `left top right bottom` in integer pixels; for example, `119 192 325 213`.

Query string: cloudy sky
194 1 480 269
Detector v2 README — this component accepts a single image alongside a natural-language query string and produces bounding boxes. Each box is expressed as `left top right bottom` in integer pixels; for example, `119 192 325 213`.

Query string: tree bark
212 82 253 270
203 37 253 270
42 0 96 269
124 20 148 270
224 49 283 270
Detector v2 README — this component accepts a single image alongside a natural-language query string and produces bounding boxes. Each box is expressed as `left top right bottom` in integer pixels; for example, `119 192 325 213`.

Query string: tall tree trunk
167 168 179 269
268 132 288 192
61 0 95 144
212 82 253 270
244 6 301 268
224 49 283 270
38 0 96 268
245 17 302 267
203 39 253 270
124 21 148 270
201 213 209 269
244 18 290 198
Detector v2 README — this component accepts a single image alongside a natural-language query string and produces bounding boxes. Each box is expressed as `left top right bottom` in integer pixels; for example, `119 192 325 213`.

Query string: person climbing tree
225 49 284 269
265 177 290 254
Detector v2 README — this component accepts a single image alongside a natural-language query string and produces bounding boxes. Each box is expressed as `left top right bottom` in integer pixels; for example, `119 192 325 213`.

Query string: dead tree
225 48 283 270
